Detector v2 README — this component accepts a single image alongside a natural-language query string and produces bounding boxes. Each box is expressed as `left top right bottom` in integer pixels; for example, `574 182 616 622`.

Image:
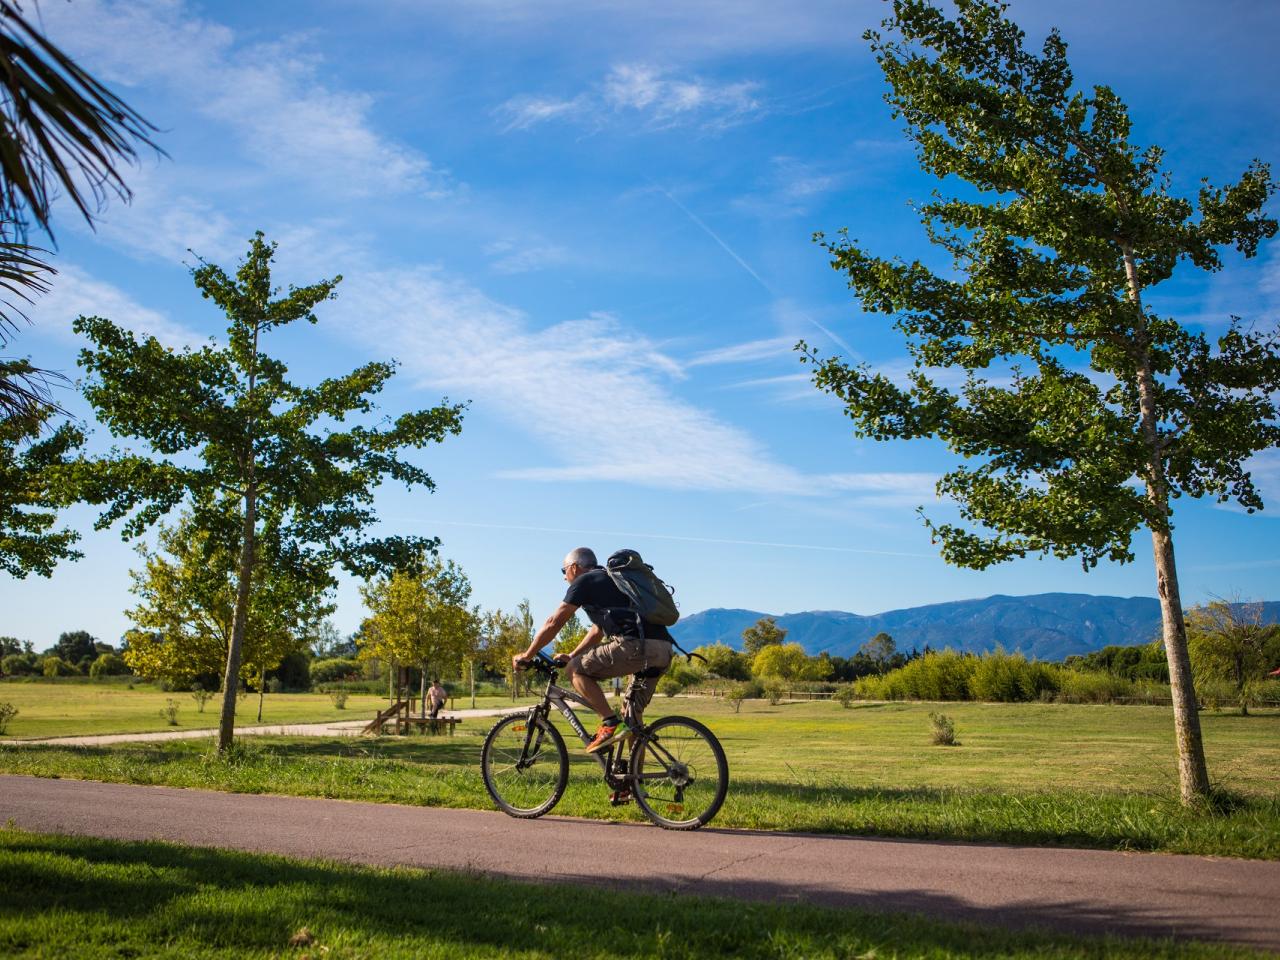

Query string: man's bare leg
566 662 614 720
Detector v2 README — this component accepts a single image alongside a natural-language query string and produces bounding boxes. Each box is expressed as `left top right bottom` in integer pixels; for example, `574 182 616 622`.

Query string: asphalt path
4 775 1278 951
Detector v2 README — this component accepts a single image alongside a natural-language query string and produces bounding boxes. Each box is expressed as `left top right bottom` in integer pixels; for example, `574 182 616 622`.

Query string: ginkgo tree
802 0 1279 803
71 233 465 751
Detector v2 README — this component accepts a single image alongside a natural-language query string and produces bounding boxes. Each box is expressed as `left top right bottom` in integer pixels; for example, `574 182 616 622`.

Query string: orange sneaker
585 720 629 753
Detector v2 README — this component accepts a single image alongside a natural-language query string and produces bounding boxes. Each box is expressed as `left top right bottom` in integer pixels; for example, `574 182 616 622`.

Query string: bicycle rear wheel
630 716 728 830
481 712 568 818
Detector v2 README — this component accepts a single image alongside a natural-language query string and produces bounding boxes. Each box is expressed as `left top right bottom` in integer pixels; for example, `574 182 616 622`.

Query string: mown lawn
0 680 533 738
0 828 1267 960
2 696 1277 858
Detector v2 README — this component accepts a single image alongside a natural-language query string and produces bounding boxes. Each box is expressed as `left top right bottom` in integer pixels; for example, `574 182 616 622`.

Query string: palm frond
0 354 66 427
0 0 164 240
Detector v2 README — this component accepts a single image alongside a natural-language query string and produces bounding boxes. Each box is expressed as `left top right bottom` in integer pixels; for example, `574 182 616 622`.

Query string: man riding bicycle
514 546 673 754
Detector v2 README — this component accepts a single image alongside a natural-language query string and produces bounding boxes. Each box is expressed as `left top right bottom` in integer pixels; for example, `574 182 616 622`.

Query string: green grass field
0 828 1267 960
2 689 1277 858
0 681 532 738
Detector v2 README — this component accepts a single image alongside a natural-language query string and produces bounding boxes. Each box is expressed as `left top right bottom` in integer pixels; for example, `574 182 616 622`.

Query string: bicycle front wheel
481 712 568 818
630 716 728 830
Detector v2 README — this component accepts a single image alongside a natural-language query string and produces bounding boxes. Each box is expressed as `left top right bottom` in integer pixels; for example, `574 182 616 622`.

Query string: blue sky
4 0 1279 648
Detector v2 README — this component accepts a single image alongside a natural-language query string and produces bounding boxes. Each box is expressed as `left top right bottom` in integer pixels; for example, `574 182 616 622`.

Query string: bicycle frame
520 659 632 788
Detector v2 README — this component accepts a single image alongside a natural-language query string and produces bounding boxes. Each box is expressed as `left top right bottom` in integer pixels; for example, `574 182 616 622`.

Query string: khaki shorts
573 636 672 725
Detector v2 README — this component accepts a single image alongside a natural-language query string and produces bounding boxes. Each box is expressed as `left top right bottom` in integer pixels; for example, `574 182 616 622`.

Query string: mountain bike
481 652 728 830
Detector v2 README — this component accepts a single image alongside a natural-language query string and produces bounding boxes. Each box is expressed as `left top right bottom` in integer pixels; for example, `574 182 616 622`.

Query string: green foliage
88 653 129 678
0 635 30 656
40 654 74 677
694 641 752 680
1064 642 1169 682
860 632 896 669
553 612 587 655
806 0 1279 571
834 685 858 708
0 416 83 577
656 674 684 698
857 650 974 701
0 700 15 734
751 641 831 681
1186 601 1279 711
1 651 36 675
359 557 475 682
123 510 330 689
68 233 465 748
327 688 350 709
968 649 1058 702
741 616 787 656
928 711 958 746
311 657 361 685
50 629 96 666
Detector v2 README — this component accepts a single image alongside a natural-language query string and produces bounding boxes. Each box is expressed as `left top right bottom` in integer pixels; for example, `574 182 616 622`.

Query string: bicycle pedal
609 789 633 806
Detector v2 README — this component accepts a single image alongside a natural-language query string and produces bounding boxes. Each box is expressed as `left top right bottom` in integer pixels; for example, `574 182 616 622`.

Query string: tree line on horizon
2 1 1278 802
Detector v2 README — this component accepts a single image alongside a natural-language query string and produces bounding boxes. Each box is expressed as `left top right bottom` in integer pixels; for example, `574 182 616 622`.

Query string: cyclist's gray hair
565 547 597 568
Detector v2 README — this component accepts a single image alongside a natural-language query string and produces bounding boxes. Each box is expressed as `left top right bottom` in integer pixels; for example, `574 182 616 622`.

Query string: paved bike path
3 774 1278 951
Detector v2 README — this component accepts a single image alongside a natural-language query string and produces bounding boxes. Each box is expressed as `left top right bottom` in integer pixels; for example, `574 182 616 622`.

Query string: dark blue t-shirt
564 568 673 641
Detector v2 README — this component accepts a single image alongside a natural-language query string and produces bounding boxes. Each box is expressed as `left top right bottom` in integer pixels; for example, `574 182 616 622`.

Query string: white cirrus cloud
498 62 762 133
39 0 445 199
495 94 591 132
329 263 930 499
28 264 204 350
483 239 572 274
688 336 796 367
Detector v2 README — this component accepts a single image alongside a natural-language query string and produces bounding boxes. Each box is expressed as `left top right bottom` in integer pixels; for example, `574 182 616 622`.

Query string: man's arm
517 602 578 663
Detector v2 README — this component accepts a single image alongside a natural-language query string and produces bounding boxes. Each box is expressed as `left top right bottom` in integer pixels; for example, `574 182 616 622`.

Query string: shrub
834 685 858 708
89 653 131 678
266 676 284 694
723 684 747 713
872 650 975 701
190 685 214 712
928 711 958 746
1 653 37 676
311 657 361 685
159 699 180 725
1055 669 1134 704
656 674 684 698
762 679 784 705
0 701 17 735
968 650 1058 702
328 688 349 709
41 656 77 678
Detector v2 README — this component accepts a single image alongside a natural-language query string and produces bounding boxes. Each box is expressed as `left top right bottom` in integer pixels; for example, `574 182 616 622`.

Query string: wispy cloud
495 94 590 132
28 264 204 350
497 62 762 133
688 336 796 367
331 262 928 499
484 239 571 274
42 0 446 199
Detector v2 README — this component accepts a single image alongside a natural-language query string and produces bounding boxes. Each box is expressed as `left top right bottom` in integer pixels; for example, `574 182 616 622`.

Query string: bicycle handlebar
516 653 558 675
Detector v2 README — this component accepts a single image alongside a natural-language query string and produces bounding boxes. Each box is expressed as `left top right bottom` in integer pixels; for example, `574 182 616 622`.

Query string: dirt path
4 706 523 746
4 774 1278 951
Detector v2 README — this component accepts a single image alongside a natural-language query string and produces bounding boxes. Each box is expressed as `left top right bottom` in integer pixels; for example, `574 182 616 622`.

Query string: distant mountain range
669 593 1280 662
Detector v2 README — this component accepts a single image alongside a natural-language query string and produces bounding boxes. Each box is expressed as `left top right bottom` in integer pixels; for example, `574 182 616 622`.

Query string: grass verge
0 827 1268 959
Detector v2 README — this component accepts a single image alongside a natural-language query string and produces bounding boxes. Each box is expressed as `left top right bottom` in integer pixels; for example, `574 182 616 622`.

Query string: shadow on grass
0 830 1259 957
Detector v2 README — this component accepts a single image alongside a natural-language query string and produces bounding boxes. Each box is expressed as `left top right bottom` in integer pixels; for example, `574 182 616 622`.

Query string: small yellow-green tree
752 642 831 682
360 557 473 716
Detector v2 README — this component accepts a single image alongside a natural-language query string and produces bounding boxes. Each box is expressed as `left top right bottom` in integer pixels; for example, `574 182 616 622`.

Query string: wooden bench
402 716 462 736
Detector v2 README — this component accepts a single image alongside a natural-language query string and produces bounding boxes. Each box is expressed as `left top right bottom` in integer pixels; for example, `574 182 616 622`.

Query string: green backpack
605 549 680 627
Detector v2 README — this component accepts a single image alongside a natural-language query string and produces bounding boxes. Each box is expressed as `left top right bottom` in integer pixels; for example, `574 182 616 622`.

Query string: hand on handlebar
551 653 570 667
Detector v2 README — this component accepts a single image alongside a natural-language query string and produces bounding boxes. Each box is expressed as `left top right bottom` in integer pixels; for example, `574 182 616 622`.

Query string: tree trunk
469 659 476 709
420 664 427 719
387 661 394 703
257 667 265 722
1124 244 1211 804
218 481 256 752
